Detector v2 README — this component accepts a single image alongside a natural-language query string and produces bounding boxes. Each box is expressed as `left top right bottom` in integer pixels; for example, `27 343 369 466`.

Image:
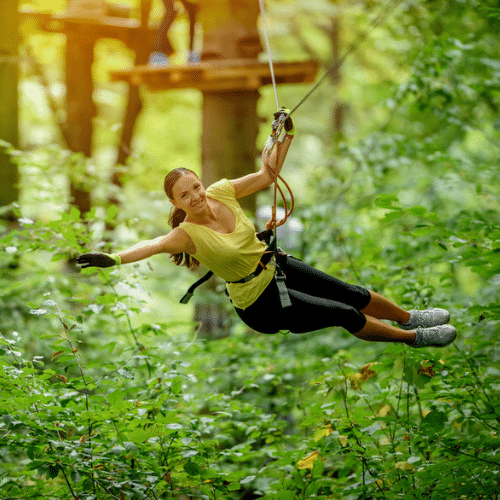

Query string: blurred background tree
0 0 20 221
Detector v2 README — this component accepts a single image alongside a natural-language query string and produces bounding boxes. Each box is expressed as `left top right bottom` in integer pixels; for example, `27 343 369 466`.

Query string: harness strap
275 273 292 308
179 270 214 304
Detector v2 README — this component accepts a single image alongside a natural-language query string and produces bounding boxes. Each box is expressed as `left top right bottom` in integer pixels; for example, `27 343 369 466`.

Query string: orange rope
265 122 295 231
267 173 295 230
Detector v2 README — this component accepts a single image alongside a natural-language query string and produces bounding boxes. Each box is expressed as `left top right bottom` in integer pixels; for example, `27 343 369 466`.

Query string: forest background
1 0 500 499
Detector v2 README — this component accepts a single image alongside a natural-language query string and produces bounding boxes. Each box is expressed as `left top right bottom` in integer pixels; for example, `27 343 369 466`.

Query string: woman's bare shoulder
162 227 197 255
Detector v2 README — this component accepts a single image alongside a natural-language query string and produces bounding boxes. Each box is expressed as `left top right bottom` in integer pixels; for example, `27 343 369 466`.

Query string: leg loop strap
275 267 292 308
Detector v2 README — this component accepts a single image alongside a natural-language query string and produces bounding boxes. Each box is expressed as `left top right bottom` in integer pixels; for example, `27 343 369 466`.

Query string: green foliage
2 0 500 498
2 186 500 499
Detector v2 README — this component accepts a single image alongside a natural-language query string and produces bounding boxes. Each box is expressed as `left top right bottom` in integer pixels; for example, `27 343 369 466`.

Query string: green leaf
62 228 77 244
420 410 448 435
70 206 81 221
183 461 201 476
51 253 67 262
96 294 117 305
382 210 404 222
227 482 241 491
374 194 402 210
29 308 48 315
117 368 134 379
85 207 97 221
465 259 487 267
107 390 125 406
312 456 325 476
123 442 139 455
407 206 428 217
48 464 59 479
107 205 118 221
240 475 256 485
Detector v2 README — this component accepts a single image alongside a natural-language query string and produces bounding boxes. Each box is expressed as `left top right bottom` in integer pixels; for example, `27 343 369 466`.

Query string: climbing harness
180 229 290 307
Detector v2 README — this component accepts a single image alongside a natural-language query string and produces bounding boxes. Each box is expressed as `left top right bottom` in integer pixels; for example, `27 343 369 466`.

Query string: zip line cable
289 0 401 117
258 0 401 230
258 0 280 111
258 0 401 123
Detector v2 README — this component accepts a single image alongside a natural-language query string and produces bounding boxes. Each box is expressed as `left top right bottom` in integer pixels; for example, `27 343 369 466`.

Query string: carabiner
264 113 287 155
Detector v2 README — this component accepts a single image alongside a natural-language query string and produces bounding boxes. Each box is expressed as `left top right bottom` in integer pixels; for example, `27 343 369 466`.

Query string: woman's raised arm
230 108 295 199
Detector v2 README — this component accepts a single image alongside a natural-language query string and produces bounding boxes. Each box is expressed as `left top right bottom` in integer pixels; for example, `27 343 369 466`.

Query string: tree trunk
0 0 20 221
194 0 262 337
65 29 96 215
201 89 259 213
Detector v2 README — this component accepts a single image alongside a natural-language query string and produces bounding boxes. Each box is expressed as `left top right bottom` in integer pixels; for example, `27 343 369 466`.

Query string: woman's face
169 173 208 216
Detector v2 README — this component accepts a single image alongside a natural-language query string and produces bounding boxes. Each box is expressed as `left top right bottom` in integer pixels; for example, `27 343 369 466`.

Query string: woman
77 110 456 348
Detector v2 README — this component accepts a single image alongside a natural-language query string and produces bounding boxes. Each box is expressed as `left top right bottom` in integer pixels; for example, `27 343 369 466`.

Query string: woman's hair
164 167 200 269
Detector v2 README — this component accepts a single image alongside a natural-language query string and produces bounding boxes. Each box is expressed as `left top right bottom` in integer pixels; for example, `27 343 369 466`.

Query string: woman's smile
191 196 207 211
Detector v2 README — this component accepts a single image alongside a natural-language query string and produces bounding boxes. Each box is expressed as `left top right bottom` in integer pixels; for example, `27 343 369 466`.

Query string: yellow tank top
179 179 275 309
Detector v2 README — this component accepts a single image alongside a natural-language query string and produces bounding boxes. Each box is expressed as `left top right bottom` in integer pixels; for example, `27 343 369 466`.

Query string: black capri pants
234 255 371 335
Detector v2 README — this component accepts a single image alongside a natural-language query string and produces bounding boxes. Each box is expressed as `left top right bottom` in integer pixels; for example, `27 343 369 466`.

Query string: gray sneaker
148 52 170 67
399 307 450 330
188 51 201 63
412 324 457 348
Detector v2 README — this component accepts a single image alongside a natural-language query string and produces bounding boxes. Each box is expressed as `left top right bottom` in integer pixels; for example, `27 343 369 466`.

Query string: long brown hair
164 167 200 269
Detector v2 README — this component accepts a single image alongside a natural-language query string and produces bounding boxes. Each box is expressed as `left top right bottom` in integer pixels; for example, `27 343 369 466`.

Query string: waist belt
179 229 291 308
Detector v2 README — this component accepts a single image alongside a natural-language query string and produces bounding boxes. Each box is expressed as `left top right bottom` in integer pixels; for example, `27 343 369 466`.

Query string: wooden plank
21 9 141 29
20 9 155 46
111 59 320 92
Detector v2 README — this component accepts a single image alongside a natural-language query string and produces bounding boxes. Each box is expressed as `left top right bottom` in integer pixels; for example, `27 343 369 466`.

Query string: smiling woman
77 109 456 348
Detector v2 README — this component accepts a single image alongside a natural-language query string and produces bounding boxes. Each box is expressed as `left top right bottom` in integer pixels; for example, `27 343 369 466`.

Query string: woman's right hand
273 107 296 135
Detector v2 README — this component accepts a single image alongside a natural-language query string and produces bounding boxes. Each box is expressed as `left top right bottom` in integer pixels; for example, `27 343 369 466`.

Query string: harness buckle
275 273 292 308
179 292 194 304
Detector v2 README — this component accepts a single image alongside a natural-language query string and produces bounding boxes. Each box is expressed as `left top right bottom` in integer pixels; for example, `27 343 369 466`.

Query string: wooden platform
20 9 156 46
110 59 320 92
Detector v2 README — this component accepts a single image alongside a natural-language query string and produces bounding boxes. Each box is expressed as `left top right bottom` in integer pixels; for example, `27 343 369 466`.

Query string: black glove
76 252 121 269
273 107 296 135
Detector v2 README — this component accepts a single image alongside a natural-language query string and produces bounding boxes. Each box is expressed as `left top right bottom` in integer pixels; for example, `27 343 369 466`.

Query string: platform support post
201 90 259 212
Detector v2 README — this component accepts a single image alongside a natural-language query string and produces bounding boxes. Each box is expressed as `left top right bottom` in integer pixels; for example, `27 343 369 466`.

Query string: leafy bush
2 185 500 499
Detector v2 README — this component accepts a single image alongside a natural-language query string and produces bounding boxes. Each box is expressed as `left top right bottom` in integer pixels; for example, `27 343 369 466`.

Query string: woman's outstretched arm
77 228 194 268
